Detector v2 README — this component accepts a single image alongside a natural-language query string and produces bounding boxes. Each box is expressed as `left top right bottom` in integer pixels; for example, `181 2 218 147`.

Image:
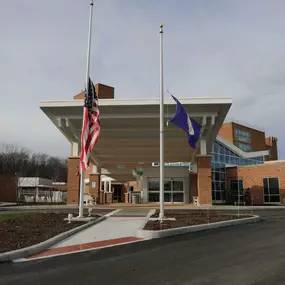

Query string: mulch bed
0 212 96 253
144 210 251 231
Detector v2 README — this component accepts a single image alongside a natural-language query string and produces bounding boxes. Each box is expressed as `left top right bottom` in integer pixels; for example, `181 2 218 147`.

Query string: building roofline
224 120 265 133
40 97 232 108
216 135 269 158
265 160 285 164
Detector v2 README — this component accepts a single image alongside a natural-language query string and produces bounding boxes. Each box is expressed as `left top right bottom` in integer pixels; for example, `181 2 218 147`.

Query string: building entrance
148 178 184 203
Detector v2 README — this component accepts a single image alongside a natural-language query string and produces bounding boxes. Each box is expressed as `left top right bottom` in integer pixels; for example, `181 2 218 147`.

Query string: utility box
131 193 140 204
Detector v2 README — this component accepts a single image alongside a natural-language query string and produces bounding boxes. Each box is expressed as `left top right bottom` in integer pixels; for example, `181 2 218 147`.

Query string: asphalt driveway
1 209 285 285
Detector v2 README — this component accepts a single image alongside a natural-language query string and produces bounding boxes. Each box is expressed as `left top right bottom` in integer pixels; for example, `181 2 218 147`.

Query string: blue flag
170 95 201 149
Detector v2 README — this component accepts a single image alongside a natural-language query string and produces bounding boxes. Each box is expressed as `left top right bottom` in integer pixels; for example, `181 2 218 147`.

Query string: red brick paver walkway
28 236 142 259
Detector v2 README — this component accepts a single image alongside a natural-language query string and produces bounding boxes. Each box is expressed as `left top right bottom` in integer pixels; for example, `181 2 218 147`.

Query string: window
229 180 244 203
234 128 251 143
129 186 134 192
173 181 183 191
148 179 184 203
237 143 252 152
164 181 171 191
230 180 243 191
263 178 280 203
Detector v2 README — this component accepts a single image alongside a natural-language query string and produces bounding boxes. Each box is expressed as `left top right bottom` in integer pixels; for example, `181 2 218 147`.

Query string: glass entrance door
148 178 184 203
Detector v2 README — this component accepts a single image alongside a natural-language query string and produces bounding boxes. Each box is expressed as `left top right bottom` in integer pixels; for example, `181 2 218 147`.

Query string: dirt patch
144 210 252 231
0 212 97 253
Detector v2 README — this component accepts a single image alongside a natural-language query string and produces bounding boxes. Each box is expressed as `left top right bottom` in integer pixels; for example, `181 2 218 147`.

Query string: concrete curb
0 205 116 211
0 216 106 263
136 215 260 239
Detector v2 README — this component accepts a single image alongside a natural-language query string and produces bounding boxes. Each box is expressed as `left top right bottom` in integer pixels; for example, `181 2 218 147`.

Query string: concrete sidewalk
2 203 285 212
25 208 152 260
0 202 17 207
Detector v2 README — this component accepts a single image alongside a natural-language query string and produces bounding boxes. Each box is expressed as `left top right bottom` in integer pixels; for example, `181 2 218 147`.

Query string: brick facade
197 155 212 205
219 122 267 152
100 191 105 204
67 157 80 204
226 162 285 204
73 83 114 100
0 175 17 202
127 180 142 192
189 173 198 202
105 192 113 203
218 123 233 142
265 137 278 161
89 174 100 203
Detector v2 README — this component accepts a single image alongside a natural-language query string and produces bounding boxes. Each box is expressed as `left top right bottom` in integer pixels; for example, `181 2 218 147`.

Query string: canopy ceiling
40 97 232 180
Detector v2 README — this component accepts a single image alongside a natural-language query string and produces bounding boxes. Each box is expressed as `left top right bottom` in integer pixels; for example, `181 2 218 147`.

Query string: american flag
79 77 100 172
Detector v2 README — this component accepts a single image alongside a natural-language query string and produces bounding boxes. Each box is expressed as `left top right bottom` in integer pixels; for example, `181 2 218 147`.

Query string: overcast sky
0 0 284 159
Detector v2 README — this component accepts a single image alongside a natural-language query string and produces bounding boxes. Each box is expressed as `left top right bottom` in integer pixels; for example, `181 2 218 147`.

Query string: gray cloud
0 0 284 158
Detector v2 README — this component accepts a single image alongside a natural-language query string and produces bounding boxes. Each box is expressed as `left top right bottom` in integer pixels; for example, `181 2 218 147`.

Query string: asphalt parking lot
1 209 285 285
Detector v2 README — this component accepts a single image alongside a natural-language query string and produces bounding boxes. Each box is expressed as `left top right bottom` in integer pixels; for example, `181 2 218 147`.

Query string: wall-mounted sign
117 164 125 169
92 182 96 188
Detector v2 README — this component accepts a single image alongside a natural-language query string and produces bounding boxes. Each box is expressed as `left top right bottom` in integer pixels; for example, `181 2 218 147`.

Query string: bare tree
0 143 67 181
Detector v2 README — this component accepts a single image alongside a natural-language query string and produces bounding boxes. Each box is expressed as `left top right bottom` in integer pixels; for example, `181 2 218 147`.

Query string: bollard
68 213 73 223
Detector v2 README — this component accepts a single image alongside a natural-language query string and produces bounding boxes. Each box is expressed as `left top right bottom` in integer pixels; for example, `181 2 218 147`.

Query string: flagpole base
151 217 176 222
158 213 165 221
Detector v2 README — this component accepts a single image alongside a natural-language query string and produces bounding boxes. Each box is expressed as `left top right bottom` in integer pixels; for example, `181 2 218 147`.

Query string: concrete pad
149 217 176 221
52 217 148 248
63 217 97 222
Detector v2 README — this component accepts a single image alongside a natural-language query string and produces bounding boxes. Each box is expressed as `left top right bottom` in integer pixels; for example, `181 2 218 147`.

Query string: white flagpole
78 0 94 218
159 24 165 220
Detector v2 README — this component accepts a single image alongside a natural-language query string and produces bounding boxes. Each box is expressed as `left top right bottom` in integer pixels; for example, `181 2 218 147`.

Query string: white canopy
40 97 231 181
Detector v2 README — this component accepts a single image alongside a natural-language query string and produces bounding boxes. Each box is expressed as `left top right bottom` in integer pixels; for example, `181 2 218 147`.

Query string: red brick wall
232 122 266 152
100 191 105 204
189 173 198 202
67 157 80 204
95 83 114 99
197 156 212 205
122 183 128 203
54 184 67 191
265 137 278 161
127 180 141 192
73 83 114 100
226 162 285 204
0 175 17 202
105 192 113 203
219 122 269 153
89 174 100 198
218 123 234 142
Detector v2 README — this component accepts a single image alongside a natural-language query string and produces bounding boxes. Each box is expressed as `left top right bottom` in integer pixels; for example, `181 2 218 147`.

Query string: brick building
40 82 283 206
219 122 278 160
217 122 282 205
0 174 17 202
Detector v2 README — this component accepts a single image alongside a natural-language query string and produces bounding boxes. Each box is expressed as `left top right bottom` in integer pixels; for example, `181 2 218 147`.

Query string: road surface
1 210 285 285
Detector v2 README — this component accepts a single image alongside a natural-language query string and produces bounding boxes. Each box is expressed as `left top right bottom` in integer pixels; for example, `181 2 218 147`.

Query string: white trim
71 142 79 156
200 139 207 155
265 160 285 164
224 120 265 133
40 97 232 108
216 135 269 159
